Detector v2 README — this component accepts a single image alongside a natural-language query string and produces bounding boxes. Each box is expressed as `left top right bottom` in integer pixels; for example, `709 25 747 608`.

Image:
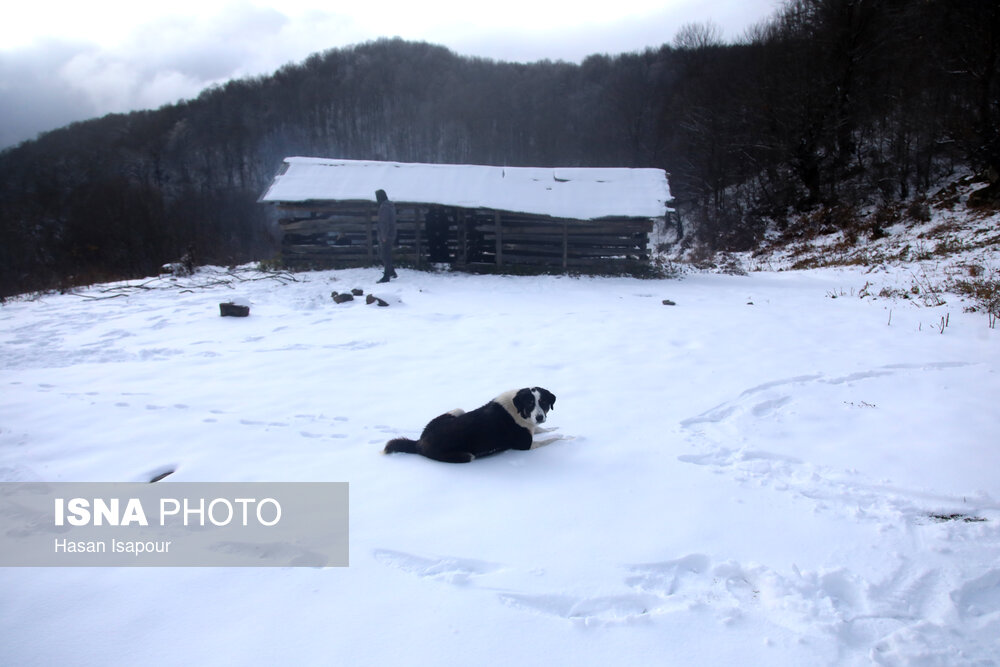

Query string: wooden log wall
275 202 655 275
277 202 431 271
469 214 652 274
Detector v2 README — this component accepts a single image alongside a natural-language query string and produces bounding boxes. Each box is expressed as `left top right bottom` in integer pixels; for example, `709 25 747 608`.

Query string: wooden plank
366 208 374 261
495 211 503 267
457 209 467 266
284 214 650 235
566 248 649 259
566 257 649 270
496 217 653 229
275 202 654 275
498 254 563 266
284 249 370 261
274 202 371 214
414 206 423 268
461 258 650 276
476 224 651 237
490 234 643 247
500 247 563 258
562 220 568 270
280 214 375 228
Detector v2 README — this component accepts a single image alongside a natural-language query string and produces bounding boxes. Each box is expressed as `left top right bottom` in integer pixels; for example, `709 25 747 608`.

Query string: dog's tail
383 437 420 455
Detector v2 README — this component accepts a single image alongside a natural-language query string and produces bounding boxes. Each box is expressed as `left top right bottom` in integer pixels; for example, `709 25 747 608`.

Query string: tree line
1 0 996 297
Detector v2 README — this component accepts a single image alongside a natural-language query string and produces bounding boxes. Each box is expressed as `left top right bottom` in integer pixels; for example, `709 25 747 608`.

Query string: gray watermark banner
0 482 349 567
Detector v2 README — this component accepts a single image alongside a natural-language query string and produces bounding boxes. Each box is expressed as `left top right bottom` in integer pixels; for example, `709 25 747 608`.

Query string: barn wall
277 202 433 269
274 202 655 276
471 214 653 274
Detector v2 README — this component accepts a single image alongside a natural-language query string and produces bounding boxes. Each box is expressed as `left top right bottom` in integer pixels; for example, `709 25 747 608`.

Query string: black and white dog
383 387 559 463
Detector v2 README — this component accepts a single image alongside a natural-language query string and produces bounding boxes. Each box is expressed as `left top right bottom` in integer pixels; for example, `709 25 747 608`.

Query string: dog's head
513 387 556 425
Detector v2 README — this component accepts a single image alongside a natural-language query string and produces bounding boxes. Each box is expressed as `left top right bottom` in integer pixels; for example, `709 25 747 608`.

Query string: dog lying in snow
383 387 564 463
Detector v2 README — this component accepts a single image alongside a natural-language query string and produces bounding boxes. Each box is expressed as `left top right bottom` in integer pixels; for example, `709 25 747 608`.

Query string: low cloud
0 41 99 148
0 4 370 148
0 0 778 149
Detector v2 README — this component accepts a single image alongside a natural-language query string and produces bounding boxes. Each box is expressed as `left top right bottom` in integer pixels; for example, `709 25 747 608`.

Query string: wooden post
457 209 467 266
562 220 569 270
415 206 423 268
495 211 503 267
366 207 374 262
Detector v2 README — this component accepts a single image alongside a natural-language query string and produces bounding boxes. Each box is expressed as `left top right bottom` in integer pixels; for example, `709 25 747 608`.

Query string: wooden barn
259 157 672 275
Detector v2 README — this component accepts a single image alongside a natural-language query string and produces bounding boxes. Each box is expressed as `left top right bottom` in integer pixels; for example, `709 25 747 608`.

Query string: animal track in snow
371 548 657 625
299 431 347 440
738 374 824 397
951 569 1000 620
624 553 711 596
679 405 737 427
750 396 792 417
322 340 383 351
369 545 973 645
678 364 994 524
210 540 328 567
497 592 658 624
372 549 502 585
238 419 289 427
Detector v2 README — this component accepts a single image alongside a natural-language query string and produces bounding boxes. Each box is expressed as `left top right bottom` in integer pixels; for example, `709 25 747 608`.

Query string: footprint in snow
625 554 711 596
373 548 502 585
300 431 346 440
210 540 329 567
497 592 658 625
951 569 1000 619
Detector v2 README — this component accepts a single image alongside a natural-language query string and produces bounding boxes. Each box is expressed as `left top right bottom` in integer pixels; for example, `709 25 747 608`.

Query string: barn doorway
424 206 453 263
422 206 489 267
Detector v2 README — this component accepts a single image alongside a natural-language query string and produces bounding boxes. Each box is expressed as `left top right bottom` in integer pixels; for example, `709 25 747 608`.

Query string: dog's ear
534 387 556 411
513 388 535 419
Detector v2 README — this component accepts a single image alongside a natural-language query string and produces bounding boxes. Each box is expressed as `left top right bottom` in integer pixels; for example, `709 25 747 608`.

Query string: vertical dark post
366 206 374 262
414 206 423 268
457 209 467 266
562 220 569 270
495 211 503 267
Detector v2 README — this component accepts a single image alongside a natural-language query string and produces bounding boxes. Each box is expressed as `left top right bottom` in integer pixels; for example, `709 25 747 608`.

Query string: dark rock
220 302 250 317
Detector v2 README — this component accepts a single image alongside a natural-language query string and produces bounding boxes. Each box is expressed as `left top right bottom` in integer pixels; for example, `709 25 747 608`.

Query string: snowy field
1 256 998 665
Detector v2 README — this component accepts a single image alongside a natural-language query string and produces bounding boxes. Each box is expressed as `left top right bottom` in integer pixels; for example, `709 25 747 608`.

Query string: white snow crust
1 250 998 665
259 157 672 220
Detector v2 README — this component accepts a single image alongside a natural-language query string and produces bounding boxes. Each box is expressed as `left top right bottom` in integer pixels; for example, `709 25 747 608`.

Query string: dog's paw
535 425 560 434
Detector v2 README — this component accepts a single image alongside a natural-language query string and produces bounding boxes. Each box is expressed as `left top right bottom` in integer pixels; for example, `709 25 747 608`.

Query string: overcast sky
1 0 780 149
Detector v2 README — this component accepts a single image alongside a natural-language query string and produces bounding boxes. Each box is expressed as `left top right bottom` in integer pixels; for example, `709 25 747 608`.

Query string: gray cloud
441 0 780 62
0 4 377 148
0 41 102 148
0 0 779 149
54 4 295 114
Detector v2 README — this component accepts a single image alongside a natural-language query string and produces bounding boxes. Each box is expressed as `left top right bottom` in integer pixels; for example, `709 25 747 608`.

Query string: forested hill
1 0 997 297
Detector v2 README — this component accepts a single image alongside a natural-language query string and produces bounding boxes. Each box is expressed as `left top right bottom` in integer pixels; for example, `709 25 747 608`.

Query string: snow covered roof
259 157 672 220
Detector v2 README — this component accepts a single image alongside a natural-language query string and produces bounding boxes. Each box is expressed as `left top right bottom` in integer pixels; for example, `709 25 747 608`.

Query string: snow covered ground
1 246 998 664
